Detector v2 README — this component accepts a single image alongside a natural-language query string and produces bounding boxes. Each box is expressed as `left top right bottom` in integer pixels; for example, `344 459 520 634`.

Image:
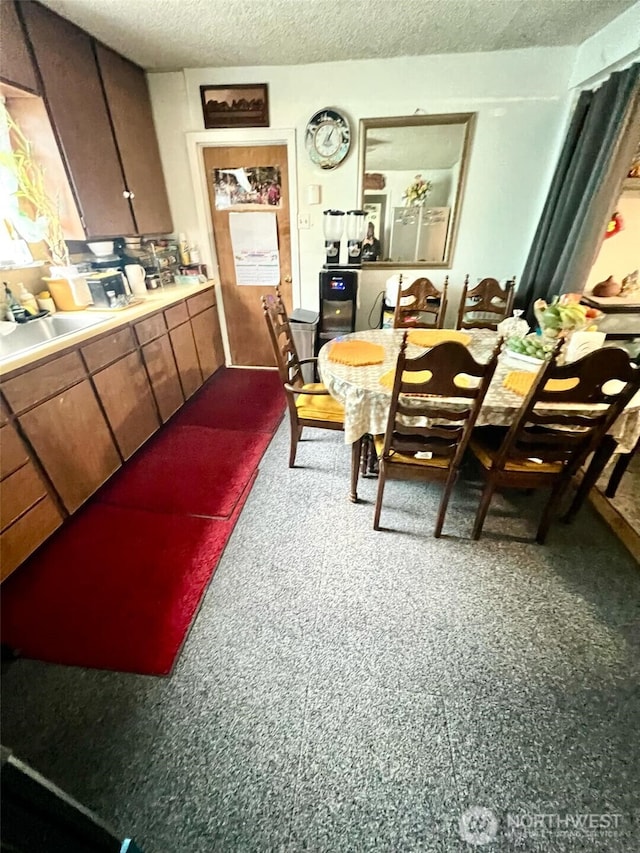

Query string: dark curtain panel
517 63 640 320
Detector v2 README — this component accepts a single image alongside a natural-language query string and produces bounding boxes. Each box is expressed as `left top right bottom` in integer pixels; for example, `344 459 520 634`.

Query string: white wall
149 46 575 329
569 1 640 89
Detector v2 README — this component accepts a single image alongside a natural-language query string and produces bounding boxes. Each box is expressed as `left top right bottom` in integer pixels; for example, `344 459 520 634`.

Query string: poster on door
229 212 280 285
213 166 282 210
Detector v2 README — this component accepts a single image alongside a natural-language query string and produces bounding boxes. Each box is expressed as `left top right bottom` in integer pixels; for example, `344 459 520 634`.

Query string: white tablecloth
318 329 640 452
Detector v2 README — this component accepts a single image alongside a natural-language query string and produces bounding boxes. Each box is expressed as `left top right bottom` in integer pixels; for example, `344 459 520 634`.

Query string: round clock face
305 108 351 170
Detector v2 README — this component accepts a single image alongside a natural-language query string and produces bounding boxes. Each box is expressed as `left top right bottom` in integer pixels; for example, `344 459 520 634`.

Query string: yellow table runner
407 329 471 348
328 340 385 366
503 371 579 397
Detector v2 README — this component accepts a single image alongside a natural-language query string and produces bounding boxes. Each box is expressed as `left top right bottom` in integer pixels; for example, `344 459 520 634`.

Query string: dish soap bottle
3 283 27 322
17 282 39 316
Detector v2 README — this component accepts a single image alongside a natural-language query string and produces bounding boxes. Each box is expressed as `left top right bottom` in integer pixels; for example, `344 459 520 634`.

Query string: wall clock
305 108 351 170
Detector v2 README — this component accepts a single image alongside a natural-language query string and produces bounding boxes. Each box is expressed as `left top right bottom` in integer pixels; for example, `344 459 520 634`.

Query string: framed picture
200 84 269 129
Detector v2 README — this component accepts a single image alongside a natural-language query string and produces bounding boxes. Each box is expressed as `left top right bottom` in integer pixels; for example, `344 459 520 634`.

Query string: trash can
290 308 319 385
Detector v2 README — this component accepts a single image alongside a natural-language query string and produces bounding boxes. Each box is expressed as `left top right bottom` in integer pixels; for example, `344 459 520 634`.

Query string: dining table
317 328 640 507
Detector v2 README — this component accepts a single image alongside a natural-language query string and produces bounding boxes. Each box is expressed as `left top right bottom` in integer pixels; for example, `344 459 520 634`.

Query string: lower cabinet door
141 334 184 422
191 307 224 380
18 380 121 513
92 351 160 460
170 321 203 400
1 496 63 582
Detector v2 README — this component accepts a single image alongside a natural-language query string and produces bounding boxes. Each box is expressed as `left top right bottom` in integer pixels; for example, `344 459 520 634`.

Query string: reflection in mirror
358 114 475 268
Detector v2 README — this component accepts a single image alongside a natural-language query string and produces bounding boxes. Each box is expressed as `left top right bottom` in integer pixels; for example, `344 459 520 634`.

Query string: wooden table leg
563 435 617 523
350 436 363 503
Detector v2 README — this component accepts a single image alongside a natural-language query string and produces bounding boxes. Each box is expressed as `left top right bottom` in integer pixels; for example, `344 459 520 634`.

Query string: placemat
407 329 471 348
379 369 472 391
328 340 385 366
503 371 579 397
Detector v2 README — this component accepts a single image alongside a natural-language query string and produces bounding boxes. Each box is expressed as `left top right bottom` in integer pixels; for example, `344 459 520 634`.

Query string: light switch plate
297 213 310 229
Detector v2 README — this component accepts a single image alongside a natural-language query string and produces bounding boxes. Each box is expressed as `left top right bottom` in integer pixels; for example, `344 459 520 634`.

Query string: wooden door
21 2 135 237
95 44 173 235
203 144 292 366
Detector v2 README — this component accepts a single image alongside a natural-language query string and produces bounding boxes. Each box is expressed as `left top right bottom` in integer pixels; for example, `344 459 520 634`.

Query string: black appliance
318 268 358 346
86 270 131 309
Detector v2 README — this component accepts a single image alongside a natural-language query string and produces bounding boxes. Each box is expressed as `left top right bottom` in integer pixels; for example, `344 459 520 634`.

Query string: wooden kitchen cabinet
141 335 184 422
0 1 39 93
191 307 225 379
170 322 203 400
92 351 160 460
20 2 171 238
95 44 173 235
0 422 63 582
18 380 121 513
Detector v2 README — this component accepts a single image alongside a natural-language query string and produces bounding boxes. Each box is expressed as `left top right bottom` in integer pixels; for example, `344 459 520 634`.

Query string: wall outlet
297 213 310 229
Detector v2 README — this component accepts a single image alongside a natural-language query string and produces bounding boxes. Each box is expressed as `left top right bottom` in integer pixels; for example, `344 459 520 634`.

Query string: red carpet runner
1 368 284 676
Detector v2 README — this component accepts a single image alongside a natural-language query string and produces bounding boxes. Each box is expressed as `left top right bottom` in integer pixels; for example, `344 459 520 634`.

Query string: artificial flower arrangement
403 174 432 207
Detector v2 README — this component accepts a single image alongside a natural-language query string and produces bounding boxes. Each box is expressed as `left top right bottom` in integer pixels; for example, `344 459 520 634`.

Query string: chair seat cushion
295 384 344 423
373 435 450 468
470 428 563 474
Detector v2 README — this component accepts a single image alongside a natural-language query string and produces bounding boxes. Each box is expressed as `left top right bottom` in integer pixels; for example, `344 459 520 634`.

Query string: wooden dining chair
456 276 516 330
262 288 344 468
469 347 640 543
373 333 502 536
393 277 448 330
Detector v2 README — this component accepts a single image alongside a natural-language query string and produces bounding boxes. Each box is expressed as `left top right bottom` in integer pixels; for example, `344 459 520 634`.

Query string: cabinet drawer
187 289 215 317
82 326 136 373
1 463 48 532
134 312 167 346
2 351 86 413
1 423 30 479
164 302 189 329
1 496 63 583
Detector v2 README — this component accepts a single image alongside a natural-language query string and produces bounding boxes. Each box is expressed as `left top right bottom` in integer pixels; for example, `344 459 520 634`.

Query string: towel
328 340 385 366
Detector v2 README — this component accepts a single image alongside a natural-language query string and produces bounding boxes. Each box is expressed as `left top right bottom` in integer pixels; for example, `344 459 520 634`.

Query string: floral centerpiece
403 174 432 207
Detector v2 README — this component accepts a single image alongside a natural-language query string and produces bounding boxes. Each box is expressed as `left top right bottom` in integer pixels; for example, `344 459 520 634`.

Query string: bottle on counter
178 232 191 266
3 283 27 322
17 282 39 315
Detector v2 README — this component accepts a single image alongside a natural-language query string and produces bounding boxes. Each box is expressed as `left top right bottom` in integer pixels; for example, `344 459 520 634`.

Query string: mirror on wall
358 113 476 268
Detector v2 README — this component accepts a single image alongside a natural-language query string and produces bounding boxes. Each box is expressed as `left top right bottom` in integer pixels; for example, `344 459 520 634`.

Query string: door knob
284 275 292 283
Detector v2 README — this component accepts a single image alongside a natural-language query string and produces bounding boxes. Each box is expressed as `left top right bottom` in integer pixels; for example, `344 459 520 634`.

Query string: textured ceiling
38 0 636 71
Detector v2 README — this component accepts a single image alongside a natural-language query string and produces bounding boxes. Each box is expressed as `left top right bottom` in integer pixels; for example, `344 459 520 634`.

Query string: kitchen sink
0 312 112 364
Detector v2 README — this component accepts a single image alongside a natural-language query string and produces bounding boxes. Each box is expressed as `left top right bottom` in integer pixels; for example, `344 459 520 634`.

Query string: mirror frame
358 112 476 269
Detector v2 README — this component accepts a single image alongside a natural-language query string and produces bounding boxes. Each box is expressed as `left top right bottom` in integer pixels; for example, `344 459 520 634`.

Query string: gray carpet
2 422 639 852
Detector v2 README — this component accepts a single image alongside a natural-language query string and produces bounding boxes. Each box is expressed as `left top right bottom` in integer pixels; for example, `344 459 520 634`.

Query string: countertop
0 280 216 377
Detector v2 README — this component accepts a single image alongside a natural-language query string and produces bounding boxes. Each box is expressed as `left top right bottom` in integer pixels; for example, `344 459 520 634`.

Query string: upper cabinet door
20 2 135 238
96 45 173 236
0 1 39 93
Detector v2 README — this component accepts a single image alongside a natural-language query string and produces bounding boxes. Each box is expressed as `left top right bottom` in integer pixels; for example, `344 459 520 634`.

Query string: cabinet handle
129 192 135 200
122 190 131 199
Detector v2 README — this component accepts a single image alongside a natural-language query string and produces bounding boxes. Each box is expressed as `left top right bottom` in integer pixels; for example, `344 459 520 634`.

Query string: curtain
517 62 640 319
